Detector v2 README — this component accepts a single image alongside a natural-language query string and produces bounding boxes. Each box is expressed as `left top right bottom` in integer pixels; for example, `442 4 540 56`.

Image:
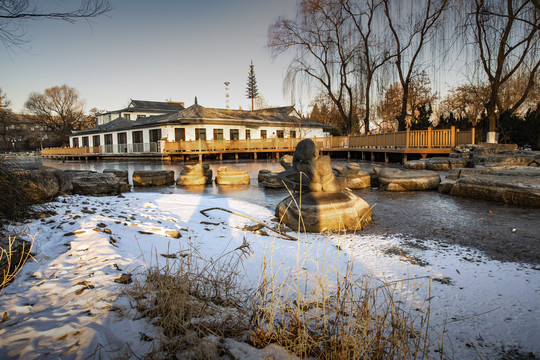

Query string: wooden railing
42 127 475 157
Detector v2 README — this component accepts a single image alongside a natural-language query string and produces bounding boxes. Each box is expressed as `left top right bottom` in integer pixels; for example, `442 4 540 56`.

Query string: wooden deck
42 127 475 163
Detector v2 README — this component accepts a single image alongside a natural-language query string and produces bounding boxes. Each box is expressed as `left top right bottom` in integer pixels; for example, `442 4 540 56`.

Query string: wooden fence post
427 127 432 150
406 128 410 149
472 127 476 145
451 126 456 147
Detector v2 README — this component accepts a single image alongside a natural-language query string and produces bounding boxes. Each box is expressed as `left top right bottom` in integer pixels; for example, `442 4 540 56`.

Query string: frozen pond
21 157 540 265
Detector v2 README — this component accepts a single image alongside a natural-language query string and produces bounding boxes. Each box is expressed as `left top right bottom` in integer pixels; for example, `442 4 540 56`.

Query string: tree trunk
397 83 410 131
364 76 372 134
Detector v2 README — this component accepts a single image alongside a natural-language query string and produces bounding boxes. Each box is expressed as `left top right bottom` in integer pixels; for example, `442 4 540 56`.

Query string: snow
0 192 539 359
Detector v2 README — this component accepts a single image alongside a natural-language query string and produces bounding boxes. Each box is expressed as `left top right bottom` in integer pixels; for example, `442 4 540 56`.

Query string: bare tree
464 0 540 140
269 0 359 134
378 71 438 129
0 89 14 151
342 0 394 134
0 0 111 46
383 0 449 131
24 84 87 146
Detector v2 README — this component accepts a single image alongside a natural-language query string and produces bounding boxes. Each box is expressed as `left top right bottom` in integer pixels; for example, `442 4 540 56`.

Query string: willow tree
462 0 540 142
0 0 111 47
342 0 394 134
383 0 450 131
268 0 359 134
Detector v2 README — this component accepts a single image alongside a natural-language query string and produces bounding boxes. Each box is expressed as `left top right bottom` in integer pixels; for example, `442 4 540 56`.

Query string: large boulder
69 171 131 196
15 168 72 202
276 191 372 232
426 157 469 171
334 164 371 189
473 153 535 168
379 168 440 191
216 166 250 185
403 159 428 170
132 170 175 187
447 167 540 207
103 169 129 185
177 163 212 186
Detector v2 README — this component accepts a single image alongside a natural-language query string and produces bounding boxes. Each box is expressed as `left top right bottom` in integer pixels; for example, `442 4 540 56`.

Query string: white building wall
70 123 327 152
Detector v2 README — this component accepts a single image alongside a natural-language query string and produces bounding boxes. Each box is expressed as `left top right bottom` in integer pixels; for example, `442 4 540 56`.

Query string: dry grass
251 251 434 359
122 233 438 359
123 238 253 358
0 233 34 294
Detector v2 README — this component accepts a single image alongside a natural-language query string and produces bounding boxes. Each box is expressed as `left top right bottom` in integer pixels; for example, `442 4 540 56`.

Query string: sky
0 0 299 114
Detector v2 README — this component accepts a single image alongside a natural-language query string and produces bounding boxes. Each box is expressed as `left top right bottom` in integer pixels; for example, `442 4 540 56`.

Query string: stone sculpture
275 139 372 232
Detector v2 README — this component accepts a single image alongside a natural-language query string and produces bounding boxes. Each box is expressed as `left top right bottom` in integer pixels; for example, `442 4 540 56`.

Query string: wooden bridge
42 126 475 163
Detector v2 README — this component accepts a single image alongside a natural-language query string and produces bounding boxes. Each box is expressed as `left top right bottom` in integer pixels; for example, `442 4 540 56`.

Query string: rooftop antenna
224 81 230 109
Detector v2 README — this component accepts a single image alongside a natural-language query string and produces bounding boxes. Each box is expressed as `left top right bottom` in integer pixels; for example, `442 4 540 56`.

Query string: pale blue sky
0 0 298 113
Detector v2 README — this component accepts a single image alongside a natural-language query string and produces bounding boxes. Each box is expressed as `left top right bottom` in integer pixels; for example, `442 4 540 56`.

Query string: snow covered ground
0 192 538 359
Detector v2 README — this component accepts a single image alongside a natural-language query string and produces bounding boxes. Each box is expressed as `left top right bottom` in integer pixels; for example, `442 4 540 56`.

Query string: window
117 132 127 144
149 129 162 143
213 129 224 140
276 130 284 138
72 138 79 147
195 128 206 140
175 128 185 141
245 129 251 139
137 115 146 119
124 114 131 120
132 131 143 144
290 130 297 138
230 129 239 140
82 136 89 147
260 130 267 139
92 135 100 147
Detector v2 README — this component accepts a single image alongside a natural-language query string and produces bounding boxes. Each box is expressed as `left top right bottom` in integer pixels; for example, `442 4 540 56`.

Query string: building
70 101 330 154
96 99 185 126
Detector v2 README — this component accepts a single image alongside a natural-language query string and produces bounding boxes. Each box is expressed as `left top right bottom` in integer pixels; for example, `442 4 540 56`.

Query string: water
15 157 540 265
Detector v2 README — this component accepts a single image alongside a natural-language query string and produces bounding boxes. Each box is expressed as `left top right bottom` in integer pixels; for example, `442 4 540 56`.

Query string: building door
117 132 127 153
92 135 100 147
132 131 143 152
149 129 162 152
104 134 113 153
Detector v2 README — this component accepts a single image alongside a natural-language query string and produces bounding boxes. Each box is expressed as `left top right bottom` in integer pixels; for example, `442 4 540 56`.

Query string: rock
379 168 441 191
404 159 428 170
165 230 182 238
177 163 212 186
103 169 129 184
448 167 540 207
473 153 535 168
275 191 372 232
425 157 470 171
258 169 272 182
334 164 371 189
215 166 250 185
262 172 284 189
132 170 175 187
69 171 131 196
15 168 73 202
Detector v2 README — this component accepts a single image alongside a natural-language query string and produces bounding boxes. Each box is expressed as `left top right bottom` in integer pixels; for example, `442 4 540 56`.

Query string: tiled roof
74 104 329 135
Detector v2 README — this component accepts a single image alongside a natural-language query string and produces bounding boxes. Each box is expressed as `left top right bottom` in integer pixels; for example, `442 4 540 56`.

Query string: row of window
72 129 162 147
123 114 148 120
178 128 296 141
73 128 298 147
